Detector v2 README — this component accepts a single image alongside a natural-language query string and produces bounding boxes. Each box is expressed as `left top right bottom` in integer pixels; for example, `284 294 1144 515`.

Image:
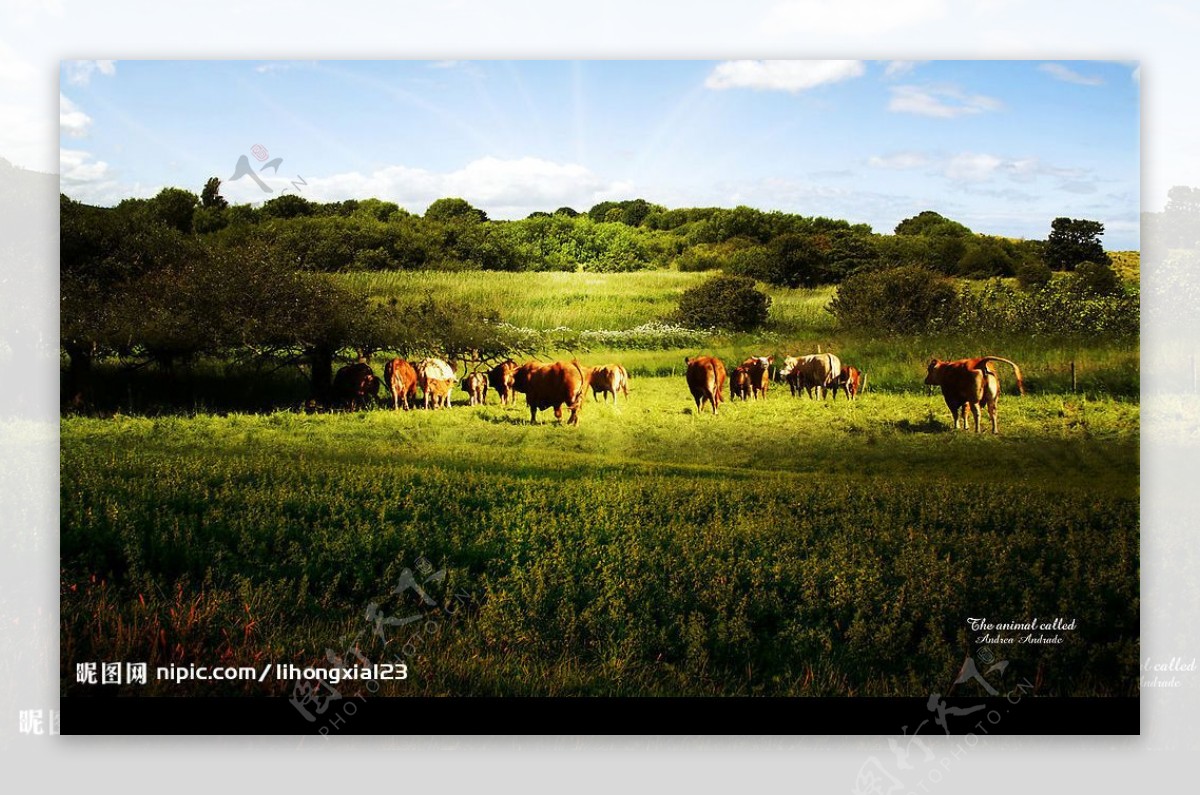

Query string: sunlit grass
62 381 1139 697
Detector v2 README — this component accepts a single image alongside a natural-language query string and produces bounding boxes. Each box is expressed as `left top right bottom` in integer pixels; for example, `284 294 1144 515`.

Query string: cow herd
685 353 865 416
331 351 1023 434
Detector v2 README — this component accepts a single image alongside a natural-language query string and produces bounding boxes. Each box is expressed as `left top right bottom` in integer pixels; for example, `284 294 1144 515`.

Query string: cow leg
529 405 538 424
970 402 981 433
987 399 998 434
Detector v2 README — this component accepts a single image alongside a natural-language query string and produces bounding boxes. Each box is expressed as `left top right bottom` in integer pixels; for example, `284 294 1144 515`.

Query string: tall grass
340 269 836 334
62 383 1138 697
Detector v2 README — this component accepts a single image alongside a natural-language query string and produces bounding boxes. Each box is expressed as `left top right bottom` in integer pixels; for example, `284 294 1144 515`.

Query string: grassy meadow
61 266 1140 698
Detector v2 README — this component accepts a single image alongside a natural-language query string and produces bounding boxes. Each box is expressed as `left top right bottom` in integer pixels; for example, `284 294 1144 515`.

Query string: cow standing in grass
465 372 488 406
384 357 419 410
741 356 773 400
924 355 1024 434
685 356 727 415
418 358 457 410
831 365 864 401
588 364 630 403
779 353 842 399
729 365 751 401
332 362 381 411
511 359 591 425
488 359 519 406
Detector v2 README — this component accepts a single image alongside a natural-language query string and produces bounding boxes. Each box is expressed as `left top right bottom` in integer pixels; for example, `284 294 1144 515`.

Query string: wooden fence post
1070 361 1077 394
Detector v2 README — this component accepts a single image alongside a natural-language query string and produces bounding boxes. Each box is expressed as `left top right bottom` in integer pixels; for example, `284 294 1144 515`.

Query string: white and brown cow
779 353 842 399
588 364 630 403
464 371 488 406
417 357 458 409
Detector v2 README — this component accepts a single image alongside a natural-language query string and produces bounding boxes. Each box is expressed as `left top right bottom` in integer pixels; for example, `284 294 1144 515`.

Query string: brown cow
384 357 419 410
684 356 727 415
924 355 1025 434
488 359 519 406
830 365 864 401
729 366 751 401
465 372 488 406
588 364 630 403
418 357 457 410
741 356 773 399
332 362 381 411
511 359 591 425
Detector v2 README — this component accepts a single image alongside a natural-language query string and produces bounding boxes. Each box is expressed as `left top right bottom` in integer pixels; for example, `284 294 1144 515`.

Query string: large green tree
200 177 229 210
894 210 973 238
425 197 488 224
1044 217 1111 271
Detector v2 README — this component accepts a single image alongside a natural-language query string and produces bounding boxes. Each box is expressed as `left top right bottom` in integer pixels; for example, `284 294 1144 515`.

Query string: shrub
827 266 960 334
1015 259 1053 290
1070 261 1123 297
675 275 771 332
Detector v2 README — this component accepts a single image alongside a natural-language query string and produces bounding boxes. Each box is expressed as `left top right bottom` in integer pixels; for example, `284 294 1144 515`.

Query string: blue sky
59 59 1140 248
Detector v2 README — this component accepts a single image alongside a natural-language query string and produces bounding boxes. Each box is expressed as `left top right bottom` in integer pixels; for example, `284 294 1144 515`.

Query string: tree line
61 178 1120 406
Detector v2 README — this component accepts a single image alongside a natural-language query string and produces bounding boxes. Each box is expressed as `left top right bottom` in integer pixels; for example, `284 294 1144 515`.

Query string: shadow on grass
893 415 947 434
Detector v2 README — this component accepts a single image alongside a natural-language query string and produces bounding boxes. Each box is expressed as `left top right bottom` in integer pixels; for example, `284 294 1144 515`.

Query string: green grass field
61 382 1139 697
62 267 1140 698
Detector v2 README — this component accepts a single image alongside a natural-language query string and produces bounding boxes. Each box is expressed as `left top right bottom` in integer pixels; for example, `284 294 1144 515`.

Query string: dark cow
384 357 419 410
488 359 519 406
511 359 591 425
332 362 381 411
830 365 864 401
684 356 727 415
465 372 488 406
741 356 773 400
924 355 1024 434
588 364 630 403
729 365 751 401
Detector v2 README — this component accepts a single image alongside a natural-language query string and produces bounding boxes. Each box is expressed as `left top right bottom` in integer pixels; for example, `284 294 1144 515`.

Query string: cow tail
979 356 1025 396
708 361 721 410
571 358 588 407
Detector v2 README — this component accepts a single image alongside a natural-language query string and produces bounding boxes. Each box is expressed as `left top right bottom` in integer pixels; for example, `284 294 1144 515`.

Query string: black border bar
62 696 1139 735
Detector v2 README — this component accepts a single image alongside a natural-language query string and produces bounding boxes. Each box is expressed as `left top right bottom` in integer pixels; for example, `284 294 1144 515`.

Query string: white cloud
764 0 946 35
883 60 922 78
255 156 633 219
867 152 928 169
888 84 1003 118
58 148 117 202
59 93 90 138
705 60 865 93
1039 62 1104 86
941 152 1095 192
63 59 115 86
945 152 1004 181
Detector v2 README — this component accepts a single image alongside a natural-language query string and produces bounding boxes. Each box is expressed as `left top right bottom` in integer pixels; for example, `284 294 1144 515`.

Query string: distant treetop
894 210 973 238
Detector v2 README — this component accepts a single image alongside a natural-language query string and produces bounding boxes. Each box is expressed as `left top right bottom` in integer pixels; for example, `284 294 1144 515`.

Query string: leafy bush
1070 261 1123 297
953 277 1139 338
675 275 771 331
827 266 960 334
1015 259 1053 290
